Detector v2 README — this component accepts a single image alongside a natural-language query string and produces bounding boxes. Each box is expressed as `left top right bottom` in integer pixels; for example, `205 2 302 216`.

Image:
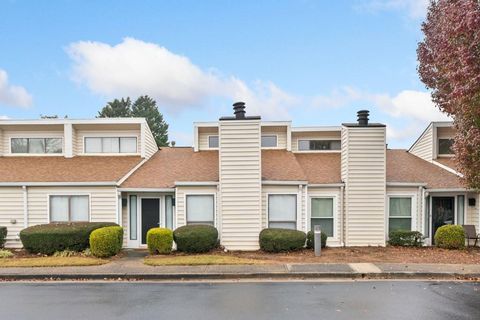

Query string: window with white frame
186 195 215 225
298 140 341 151
438 138 454 155
388 197 412 233
268 194 297 229
50 195 89 222
208 136 219 148
11 138 62 154
84 137 137 153
311 198 334 237
261 135 277 148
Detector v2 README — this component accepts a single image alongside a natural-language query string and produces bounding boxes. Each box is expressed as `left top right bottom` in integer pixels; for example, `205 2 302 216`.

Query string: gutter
0 181 117 187
262 180 308 186
308 183 345 188
117 188 175 192
386 182 427 187
175 181 218 186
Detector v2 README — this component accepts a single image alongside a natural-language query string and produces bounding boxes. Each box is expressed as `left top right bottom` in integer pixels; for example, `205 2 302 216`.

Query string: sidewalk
0 251 479 281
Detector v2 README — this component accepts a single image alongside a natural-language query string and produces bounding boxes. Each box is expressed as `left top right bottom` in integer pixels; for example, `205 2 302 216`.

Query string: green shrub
173 225 218 253
434 225 465 249
259 228 307 253
53 249 78 257
20 222 117 255
306 230 328 249
89 226 123 258
0 227 7 248
0 249 13 259
147 228 173 255
388 230 424 247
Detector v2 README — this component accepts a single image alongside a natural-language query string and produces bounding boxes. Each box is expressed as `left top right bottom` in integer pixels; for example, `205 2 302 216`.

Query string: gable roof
0 156 142 184
262 150 307 181
434 157 457 171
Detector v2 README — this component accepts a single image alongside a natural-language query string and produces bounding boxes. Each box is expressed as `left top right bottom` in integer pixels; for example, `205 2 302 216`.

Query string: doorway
141 198 160 245
431 197 455 243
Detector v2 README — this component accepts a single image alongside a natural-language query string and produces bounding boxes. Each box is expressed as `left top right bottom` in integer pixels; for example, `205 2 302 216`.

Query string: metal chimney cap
357 110 369 126
233 101 246 119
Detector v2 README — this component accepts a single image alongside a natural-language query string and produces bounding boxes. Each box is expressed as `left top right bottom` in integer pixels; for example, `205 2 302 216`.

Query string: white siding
198 127 219 150
261 185 304 230
342 126 386 246
219 119 262 250
410 124 434 162
0 187 24 248
142 122 158 159
75 129 141 155
466 193 479 230
261 126 287 149
386 186 423 233
175 186 218 228
1 129 64 156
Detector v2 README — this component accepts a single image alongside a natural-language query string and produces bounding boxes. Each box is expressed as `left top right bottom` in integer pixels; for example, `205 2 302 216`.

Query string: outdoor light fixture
468 198 476 207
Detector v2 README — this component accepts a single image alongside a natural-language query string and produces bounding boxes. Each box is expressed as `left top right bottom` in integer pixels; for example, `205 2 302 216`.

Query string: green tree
97 98 132 118
132 95 169 147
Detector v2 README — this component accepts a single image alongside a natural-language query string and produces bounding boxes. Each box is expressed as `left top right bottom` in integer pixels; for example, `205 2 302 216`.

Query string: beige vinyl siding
75 129 141 155
198 127 219 150
219 119 262 250
466 193 479 229
410 124 434 162
386 186 423 233
261 126 287 149
0 187 24 248
27 186 118 226
142 122 158 159
307 186 342 246
175 186 218 228
261 185 304 230
1 129 64 155
342 126 386 246
292 131 341 152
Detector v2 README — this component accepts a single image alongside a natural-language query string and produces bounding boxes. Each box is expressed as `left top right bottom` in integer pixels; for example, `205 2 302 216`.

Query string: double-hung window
311 198 334 237
388 197 412 233
261 135 277 148
186 195 215 225
11 138 62 154
84 137 137 153
50 195 89 222
208 136 219 148
268 194 297 229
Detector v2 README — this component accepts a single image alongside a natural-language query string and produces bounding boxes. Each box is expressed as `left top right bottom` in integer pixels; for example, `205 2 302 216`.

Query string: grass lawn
144 254 267 266
0 256 107 268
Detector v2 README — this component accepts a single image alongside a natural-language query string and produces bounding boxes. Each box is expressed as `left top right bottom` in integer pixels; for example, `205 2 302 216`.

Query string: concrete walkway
0 251 479 280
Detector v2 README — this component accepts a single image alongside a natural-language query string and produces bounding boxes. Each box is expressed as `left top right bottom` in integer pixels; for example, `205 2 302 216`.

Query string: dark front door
432 197 455 243
141 198 160 244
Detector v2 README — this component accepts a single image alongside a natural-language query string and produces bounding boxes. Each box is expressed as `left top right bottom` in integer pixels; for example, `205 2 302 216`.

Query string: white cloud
357 0 429 19
67 37 297 119
0 69 32 108
0 115 10 120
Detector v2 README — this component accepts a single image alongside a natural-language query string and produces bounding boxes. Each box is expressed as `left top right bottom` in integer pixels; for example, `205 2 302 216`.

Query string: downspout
419 186 424 234
22 185 28 228
340 185 345 247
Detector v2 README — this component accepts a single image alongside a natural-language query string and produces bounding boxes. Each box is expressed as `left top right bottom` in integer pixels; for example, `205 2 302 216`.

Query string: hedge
388 230 424 247
259 228 307 253
20 222 118 255
306 230 327 249
434 225 465 249
89 226 124 258
147 228 173 255
173 225 218 253
0 227 7 249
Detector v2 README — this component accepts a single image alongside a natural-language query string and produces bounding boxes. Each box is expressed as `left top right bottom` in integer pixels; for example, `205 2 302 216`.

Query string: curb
0 272 479 281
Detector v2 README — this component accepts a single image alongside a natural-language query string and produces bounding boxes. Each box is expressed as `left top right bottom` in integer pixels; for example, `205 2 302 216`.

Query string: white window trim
207 135 219 150
437 137 454 157
266 193 299 230
9 136 64 156
307 195 338 239
294 138 341 153
47 193 91 223
386 194 417 236
83 136 139 155
426 193 464 245
261 134 279 149
184 192 217 227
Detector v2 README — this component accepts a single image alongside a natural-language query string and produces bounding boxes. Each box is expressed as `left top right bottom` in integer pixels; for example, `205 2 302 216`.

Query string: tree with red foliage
417 0 480 189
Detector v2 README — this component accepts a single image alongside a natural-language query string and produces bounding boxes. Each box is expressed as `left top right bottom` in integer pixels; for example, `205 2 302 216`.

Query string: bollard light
314 225 322 256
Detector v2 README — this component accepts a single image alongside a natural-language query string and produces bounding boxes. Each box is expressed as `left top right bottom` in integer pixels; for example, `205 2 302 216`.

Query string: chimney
357 110 369 126
233 102 246 119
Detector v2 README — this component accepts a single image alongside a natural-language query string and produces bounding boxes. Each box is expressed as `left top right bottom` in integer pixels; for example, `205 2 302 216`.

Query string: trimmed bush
388 230 424 247
89 226 124 258
0 249 13 259
20 222 118 255
0 227 7 248
259 228 307 253
306 230 328 249
147 228 173 255
173 225 218 253
434 225 465 249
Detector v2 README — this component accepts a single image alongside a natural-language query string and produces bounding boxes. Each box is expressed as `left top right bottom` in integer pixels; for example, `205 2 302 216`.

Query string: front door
141 198 160 245
431 197 455 243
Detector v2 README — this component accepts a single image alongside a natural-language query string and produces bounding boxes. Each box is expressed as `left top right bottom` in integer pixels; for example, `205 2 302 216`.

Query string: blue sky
0 0 449 148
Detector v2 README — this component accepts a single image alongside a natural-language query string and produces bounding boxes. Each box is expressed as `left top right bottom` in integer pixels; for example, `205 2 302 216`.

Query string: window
457 195 465 225
311 198 334 237
268 194 297 229
50 195 89 222
84 137 137 153
298 140 341 151
208 136 219 148
388 197 412 233
261 135 277 148
129 195 137 240
186 195 214 225
438 138 453 155
165 195 174 229
11 138 62 154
